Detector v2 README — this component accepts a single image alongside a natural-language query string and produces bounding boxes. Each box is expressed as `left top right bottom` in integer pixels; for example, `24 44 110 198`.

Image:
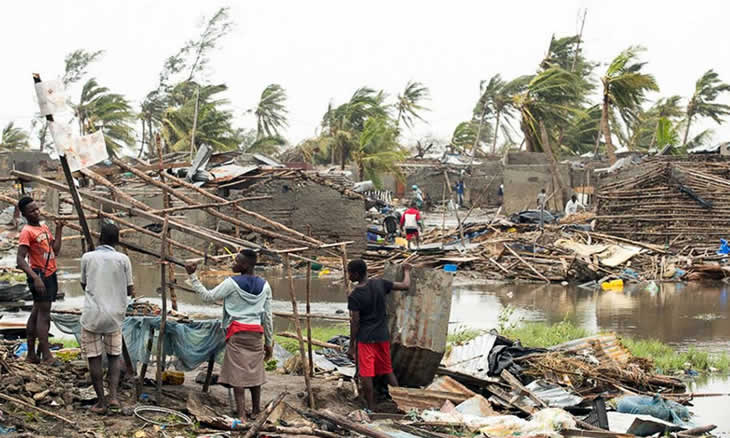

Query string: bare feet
25 354 40 364
89 402 107 415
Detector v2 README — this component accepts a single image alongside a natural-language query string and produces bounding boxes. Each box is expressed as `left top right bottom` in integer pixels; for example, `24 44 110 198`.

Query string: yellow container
601 279 624 291
395 237 408 247
162 370 184 385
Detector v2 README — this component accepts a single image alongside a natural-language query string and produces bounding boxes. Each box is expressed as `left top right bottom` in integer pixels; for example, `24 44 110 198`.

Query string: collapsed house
596 155 730 247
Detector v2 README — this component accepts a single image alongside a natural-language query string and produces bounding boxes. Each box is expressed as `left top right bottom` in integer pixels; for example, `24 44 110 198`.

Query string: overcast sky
3 0 729 151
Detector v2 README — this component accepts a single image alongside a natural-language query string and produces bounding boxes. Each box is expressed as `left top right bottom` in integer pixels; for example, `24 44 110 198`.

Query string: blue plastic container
443 264 458 272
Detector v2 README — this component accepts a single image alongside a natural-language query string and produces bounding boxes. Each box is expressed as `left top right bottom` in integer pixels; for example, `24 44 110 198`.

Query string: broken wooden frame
9 154 355 407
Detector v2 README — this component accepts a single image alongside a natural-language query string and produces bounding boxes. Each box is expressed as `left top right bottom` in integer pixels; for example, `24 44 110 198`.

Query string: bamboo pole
340 243 350 293
157 138 178 311
504 244 550 283
156 217 169 399
306 225 314 377
284 254 314 408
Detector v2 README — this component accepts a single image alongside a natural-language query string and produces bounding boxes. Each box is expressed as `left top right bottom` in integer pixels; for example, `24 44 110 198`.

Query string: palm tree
450 120 491 154
394 81 430 133
321 87 389 169
1 122 30 150
74 78 136 157
351 117 407 186
473 74 523 154
514 68 584 152
161 82 242 152
254 84 288 139
683 69 730 146
600 46 659 163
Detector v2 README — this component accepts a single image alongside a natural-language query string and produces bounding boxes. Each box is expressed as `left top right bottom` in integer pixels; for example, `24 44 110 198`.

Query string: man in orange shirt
16 197 64 364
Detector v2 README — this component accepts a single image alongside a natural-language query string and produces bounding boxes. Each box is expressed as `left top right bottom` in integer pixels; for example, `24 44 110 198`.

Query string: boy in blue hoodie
185 249 273 419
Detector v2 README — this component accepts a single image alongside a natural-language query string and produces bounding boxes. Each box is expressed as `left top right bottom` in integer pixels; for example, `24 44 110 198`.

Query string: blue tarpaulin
51 314 226 371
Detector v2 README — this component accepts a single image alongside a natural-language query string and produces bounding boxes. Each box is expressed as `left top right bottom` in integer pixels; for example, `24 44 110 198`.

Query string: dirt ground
0 363 364 438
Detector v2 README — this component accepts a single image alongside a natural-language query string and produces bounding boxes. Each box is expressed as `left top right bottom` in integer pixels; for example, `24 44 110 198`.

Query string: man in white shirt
80 223 134 415
564 195 584 216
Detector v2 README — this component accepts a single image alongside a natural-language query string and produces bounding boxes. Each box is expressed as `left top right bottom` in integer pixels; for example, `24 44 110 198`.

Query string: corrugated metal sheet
551 333 631 364
209 164 259 183
252 153 284 167
441 333 497 381
426 376 477 397
389 386 471 411
385 266 453 387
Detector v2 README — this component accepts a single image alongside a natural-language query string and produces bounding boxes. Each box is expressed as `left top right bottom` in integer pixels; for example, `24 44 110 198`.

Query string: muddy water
5 257 730 431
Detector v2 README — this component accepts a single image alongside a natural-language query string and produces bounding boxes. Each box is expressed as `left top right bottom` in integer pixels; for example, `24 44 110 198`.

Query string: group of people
16 196 408 417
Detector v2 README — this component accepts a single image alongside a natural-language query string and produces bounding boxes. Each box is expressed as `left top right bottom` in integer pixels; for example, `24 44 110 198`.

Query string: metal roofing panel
551 333 631 364
209 164 259 183
441 333 497 381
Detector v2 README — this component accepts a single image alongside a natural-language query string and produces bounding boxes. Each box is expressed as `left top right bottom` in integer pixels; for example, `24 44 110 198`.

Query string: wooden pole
32 74 94 251
440 181 447 236
340 243 350 293
461 175 496 224
157 136 178 311
190 85 200 161
306 225 314 377
156 216 169 399
242 392 288 438
284 254 314 408
136 326 155 398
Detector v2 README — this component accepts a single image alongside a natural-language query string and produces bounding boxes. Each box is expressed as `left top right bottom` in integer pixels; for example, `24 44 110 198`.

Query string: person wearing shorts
16 197 64 364
80 223 134 414
347 259 411 411
399 203 423 249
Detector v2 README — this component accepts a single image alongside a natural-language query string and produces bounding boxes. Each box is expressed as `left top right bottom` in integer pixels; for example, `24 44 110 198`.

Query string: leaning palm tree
474 75 524 154
254 84 288 139
682 69 730 146
1 122 30 150
352 117 407 186
600 47 659 163
394 81 430 133
74 78 136 157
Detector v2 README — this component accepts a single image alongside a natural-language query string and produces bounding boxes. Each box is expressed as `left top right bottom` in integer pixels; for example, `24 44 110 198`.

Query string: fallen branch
277 332 343 350
243 392 287 438
0 392 76 428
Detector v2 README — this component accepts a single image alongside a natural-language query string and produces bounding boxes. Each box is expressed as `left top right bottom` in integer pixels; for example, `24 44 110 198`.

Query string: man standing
455 180 465 208
400 203 423 249
565 194 584 216
80 223 134 414
411 185 424 210
185 250 273 420
16 197 63 364
347 260 411 411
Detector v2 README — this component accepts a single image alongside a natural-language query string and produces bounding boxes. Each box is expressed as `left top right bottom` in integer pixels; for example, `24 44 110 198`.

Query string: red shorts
357 341 393 378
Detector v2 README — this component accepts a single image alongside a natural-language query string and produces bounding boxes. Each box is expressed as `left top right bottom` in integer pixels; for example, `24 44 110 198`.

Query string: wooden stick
273 312 349 322
504 244 550 283
306 225 314 377
136 326 155 398
341 243 350 292
202 354 216 393
284 254 315 408
242 392 288 438
314 409 391 438
461 175 496 224
149 196 271 214
156 216 169 399
277 332 342 350
0 392 76 428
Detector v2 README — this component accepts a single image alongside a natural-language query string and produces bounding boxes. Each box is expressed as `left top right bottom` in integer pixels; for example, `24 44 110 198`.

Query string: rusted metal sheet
385 265 453 387
389 386 471 411
425 376 477 397
441 333 497 382
552 333 631 364
209 164 258 183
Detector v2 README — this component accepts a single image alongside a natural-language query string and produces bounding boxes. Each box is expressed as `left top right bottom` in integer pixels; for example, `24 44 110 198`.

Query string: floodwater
3 256 730 432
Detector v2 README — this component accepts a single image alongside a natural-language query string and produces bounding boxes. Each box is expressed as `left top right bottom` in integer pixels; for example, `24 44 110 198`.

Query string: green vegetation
447 327 483 347
622 338 730 374
1 122 30 151
501 320 729 374
275 324 348 355
503 320 589 348
49 337 80 349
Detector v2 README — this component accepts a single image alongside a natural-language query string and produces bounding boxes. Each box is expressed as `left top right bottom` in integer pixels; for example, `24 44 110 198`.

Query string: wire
133 405 193 427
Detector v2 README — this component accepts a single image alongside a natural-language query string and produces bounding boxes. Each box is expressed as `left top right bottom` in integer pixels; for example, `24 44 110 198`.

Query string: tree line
2 8 729 177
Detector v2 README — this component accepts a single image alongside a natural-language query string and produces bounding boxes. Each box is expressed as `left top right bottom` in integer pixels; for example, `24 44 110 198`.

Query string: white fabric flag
34 79 68 116
66 130 108 172
48 121 73 157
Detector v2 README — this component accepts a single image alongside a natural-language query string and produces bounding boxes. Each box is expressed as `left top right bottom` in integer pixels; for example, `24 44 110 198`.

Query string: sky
2 0 730 152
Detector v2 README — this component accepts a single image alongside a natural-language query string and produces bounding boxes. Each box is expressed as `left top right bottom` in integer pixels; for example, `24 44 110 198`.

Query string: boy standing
347 260 411 411
400 203 423 249
16 197 63 364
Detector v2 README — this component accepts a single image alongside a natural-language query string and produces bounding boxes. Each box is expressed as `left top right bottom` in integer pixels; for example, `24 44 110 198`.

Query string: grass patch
275 324 348 355
49 337 79 348
622 338 730 374
502 320 589 348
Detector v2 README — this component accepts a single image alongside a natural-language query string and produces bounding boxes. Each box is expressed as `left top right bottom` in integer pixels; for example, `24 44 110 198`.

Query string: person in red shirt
399 203 423 249
16 197 64 364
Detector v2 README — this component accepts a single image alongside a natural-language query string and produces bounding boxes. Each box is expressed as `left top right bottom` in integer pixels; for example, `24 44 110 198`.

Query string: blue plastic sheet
615 395 691 425
51 314 226 371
